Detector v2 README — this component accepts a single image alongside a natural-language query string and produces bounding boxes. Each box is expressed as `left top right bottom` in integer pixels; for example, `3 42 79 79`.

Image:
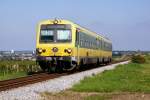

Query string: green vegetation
0 60 41 80
112 55 122 60
0 71 27 81
112 55 131 62
132 54 146 63
72 55 150 93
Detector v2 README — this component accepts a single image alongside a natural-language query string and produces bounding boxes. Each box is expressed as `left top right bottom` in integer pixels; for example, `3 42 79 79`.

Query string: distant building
11 49 14 54
0 50 36 61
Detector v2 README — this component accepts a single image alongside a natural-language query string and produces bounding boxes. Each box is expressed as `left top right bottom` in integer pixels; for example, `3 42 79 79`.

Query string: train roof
39 19 112 43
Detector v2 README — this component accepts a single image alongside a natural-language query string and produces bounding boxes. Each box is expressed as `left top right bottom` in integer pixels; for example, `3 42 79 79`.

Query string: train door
76 29 80 65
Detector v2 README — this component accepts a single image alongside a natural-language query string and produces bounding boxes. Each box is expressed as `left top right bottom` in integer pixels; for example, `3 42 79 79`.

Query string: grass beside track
72 55 150 93
0 72 27 81
0 60 41 80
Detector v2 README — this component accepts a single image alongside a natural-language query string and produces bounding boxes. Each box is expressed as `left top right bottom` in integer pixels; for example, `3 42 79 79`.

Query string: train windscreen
40 24 71 43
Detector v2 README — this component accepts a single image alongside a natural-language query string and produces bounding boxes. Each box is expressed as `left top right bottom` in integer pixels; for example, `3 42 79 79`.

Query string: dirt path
40 91 150 100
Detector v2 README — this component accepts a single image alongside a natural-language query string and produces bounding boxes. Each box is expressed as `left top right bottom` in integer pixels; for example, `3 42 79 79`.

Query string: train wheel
56 65 63 73
62 62 76 72
41 66 47 72
48 66 56 73
56 61 63 73
39 61 48 72
75 65 80 71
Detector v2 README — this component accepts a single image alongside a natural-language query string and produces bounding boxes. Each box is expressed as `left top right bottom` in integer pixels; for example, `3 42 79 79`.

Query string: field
41 55 150 100
0 60 41 80
72 63 150 93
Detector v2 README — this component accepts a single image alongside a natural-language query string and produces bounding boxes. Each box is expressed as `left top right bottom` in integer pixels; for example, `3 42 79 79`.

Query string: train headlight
36 48 42 54
64 48 72 54
67 48 72 54
53 19 59 24
38 48 43 53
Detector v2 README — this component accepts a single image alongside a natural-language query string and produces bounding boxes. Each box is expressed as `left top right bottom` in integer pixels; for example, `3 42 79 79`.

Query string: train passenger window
81 40 83 47
102 40 104 50
85 40 87 48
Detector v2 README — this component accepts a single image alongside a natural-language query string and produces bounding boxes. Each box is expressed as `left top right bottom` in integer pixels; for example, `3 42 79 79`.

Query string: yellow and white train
36 19 112 72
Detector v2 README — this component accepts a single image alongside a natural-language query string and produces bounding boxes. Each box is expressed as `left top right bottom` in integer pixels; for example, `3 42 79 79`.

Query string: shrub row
0 60 41 75
132 54 146 64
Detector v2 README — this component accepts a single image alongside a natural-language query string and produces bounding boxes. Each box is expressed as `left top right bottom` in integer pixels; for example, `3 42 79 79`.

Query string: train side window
101 40 103 50
103 41 105 50
109 43 111 51
100 40 102 49
104 42 106 50
105 42 106 50
79 32 83 47
110 44 113 51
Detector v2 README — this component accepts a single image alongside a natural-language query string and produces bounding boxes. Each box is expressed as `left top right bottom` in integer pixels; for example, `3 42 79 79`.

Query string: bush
132 55 146 64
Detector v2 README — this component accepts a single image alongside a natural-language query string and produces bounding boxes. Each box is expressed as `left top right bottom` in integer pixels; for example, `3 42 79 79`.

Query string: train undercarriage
36 56 111 73
36 56 77 73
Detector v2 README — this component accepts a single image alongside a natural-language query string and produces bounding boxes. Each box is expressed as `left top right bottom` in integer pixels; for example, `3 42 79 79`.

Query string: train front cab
36 20 78 72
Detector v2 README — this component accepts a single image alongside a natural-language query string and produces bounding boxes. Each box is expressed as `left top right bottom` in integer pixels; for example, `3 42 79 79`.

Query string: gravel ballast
0 61 129 100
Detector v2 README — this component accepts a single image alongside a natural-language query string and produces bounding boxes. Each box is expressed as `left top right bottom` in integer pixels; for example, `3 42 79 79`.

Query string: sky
0 0 150 51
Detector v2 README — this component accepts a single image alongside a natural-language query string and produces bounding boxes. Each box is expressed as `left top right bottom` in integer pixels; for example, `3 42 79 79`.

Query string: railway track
0 73 68 92
0 60 129 92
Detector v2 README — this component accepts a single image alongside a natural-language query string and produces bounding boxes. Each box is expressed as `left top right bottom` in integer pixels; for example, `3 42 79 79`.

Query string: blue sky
0 0 150 50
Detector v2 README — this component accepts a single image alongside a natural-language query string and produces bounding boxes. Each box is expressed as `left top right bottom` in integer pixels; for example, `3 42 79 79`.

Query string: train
36 19 112 72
